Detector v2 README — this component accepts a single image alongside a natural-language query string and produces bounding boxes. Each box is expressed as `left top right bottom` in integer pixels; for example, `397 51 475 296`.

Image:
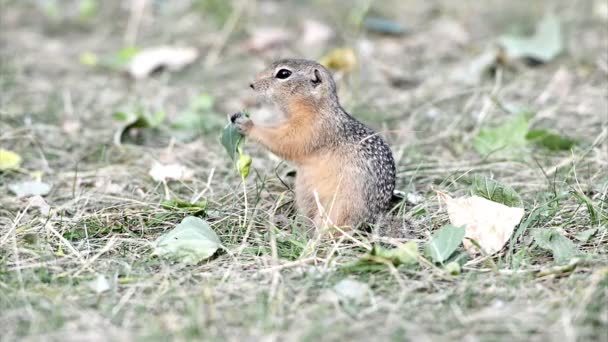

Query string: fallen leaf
320 47 357 73
9 181 52 198
149 162 194 182
532 229 578 264
0 149 22 171
372 241 419 266
94 179 124 194
406 192 424 205
332 279 371 303
246 27 291 51
470 176 523 208
153 216 221 264
301 19 334 46
113 108 166 145
80 47 139 70
438 192 525 255
425 224 466 263
430 18 470 46
525 129 576 151
499 14 563 62
61 120 81 135
450 48 498 85
88 274 111 294
574 228 598 242
473 111 533 156
128 46 199 79
29 195 51 216
161 199 207 215
363 17 406 36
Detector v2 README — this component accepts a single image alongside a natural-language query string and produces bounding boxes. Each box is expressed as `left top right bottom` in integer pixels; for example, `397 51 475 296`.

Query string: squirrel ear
311 69 322 87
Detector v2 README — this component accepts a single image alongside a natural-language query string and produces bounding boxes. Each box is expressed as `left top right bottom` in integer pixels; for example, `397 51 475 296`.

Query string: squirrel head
250 59 339 114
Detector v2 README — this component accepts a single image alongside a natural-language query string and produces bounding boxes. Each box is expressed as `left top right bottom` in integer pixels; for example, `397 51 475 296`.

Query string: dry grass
1 0 607 341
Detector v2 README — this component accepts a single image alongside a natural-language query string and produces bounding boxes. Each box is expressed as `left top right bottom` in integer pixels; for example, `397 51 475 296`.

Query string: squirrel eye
275 69 292 79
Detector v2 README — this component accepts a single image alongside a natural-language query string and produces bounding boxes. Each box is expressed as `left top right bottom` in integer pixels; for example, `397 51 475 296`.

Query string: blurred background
1 0 605 149
1 1 607 340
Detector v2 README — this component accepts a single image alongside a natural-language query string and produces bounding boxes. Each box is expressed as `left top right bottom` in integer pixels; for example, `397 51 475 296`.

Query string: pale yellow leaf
0 149 22 171
128 46 199 79
438 192 524 255
149 162 194 182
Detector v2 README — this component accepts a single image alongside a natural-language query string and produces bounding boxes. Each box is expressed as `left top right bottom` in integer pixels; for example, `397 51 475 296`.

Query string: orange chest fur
297 153 347 204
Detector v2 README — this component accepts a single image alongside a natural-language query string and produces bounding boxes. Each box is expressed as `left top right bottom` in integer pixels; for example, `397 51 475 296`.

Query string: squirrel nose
249 83 255 90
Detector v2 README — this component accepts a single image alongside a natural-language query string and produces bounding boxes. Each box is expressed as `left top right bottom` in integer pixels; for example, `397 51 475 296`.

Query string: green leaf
444 261 461 275
79 0 98 19
470 175 523 207
425 225 466 264
112 111 130 122
113 109 165 128
8 181 51 198
219 114 253 178
571 191 599 224
161 199 207 216
499 14 563 62
0 149 22 171
190 93 214 111
153 216 221 264
372 241 419 266
532 229 578 264
79 52 98 66
574 228 597 242
113 108 165 144
220 122 243 161
109 47 139 68
526 129 576 151
473 111 532 156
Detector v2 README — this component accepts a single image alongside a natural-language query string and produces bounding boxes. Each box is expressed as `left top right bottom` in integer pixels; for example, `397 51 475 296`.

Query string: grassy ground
1 0 607 341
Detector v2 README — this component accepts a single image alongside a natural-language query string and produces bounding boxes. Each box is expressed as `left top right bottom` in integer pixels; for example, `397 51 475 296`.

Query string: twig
259 257 317 273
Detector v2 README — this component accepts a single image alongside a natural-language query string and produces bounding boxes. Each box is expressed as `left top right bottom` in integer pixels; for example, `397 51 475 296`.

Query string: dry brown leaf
437 191 524 255
246 27 291 52
128 46 199 79
149 162 194 182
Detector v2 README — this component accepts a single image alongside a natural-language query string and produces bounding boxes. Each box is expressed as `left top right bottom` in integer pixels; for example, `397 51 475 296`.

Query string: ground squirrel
231 59 396 229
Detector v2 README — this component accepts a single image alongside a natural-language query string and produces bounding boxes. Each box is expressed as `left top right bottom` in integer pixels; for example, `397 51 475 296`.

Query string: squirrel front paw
230 112 253 135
